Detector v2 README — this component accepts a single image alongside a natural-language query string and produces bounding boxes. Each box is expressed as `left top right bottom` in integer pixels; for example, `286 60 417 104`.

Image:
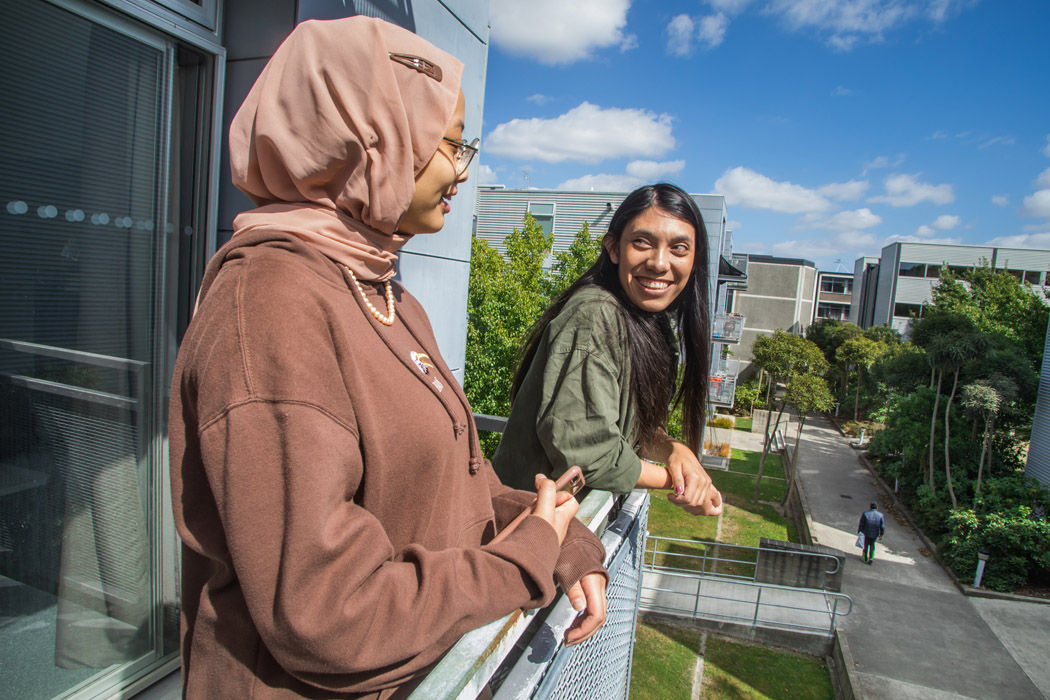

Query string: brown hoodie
169 16 604 699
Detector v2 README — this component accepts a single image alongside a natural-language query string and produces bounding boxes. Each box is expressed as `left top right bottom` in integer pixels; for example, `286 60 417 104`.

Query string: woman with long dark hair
493 183 723 515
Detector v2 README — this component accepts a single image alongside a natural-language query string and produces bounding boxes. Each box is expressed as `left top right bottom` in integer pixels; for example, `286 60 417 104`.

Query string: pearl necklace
345 267 396 325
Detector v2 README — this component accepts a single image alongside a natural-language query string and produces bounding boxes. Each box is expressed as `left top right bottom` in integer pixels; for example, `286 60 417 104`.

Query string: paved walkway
793 416 1050 700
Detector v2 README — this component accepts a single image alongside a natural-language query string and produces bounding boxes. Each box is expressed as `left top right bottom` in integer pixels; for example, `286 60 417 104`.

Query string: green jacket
492 286 642 494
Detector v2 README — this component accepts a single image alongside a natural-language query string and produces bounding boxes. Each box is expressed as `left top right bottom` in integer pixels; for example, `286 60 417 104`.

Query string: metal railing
640 537 851 637
712 313 745 343
640 568 852 637
644 536 840 582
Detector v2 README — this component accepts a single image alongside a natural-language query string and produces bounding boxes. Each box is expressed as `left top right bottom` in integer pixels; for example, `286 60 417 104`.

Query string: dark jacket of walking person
858 503 885 564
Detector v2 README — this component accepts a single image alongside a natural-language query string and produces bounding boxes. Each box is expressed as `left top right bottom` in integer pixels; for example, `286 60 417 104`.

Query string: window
820 277 852 294
1024 271 1042 285
527 202 555 238
817 303 849 320
894 303 924 318
899 262 926 278
925 264 943 279
0 1 214 696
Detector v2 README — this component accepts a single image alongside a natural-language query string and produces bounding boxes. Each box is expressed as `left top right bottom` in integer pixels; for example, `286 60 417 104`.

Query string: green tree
930 263 1049 369
464 215 552 453
836 335 881 421
750 331 828 500
542 220 602 299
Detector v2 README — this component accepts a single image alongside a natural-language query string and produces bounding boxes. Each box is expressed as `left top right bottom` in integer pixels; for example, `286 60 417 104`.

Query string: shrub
942 504 1050 592
708 416 735 429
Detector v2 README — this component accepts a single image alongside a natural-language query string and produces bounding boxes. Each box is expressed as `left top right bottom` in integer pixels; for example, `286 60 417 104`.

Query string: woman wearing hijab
493 184 723 516
169 17 606 698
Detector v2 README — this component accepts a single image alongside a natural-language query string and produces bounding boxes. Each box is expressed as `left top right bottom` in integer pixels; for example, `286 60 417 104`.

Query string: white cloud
1036 168 1050 189
714 166 832 213
1043 134 1050 158
698 13 730 48
764 0 971 51
985 232 1050 249
931 214 961 229
929 130 949 140
526 94 552 106
476 164 499 185
869 173 955 207
727 220 742 231
625 159 686 179
885 234 962 245
817 179 869 201
486 102 675 163
667 14 696 56
1023 190 1050 218
862 153 906 174
490 0 631 65
992 195 1009 207
824 208 882 231
979 135 1015 149
557 160 685 192
620 33 640 51
833 85 855 96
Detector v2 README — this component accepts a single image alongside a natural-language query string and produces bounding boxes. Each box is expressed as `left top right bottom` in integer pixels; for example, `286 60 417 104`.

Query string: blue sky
477 0 1050 271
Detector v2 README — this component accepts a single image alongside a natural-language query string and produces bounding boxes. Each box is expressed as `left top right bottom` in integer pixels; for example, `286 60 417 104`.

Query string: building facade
729 255 818 375
852 242 1050 336
1025 322 1050 490
0 1 488 697
814 270 854 322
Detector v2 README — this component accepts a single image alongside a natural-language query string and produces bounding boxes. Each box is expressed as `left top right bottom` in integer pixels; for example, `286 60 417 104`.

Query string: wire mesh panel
495 490 648 700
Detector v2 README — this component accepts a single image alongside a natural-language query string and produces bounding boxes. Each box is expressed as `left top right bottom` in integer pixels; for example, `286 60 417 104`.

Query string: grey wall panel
1026 323 1050 489
746 262 802 298
874 243 898 326
901 242 992 266
894 277 936 304
223 0 294 59
736 297 798 331
397 252 470 378
217 57 268 233
992 248 1050 271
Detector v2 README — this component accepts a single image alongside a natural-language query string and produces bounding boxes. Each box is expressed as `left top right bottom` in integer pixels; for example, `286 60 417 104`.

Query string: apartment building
852 242 1050 336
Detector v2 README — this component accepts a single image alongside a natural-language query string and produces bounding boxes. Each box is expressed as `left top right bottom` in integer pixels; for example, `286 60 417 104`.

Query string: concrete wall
219 0 489 378
1025 321 1050 489
732 259 817 368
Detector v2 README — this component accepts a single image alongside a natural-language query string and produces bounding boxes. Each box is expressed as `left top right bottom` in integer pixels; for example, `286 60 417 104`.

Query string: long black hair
512 183 711 452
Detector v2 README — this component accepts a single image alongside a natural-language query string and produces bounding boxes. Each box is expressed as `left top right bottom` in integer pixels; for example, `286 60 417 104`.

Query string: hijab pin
389 52 442 81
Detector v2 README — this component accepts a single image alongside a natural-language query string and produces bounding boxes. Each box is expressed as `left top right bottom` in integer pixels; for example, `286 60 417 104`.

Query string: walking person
858 502 885 564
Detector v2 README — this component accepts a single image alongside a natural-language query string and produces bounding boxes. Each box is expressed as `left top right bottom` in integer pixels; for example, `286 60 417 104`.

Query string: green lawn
734 417 753 432
644 448 798 573
701 637 834 700
728 448 784 479
629 622 702 699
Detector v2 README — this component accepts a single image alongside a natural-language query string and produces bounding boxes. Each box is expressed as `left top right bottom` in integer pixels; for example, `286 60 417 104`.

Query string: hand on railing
564 572 607 646
532 474 579 545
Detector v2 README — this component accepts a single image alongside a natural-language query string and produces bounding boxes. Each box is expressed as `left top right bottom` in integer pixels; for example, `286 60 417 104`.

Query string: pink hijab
229 17 463 282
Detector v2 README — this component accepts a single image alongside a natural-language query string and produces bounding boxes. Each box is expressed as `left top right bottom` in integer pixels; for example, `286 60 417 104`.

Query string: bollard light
973 548 990 588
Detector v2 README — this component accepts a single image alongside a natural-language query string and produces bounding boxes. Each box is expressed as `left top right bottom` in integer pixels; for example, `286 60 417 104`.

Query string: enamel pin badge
411 351 443 391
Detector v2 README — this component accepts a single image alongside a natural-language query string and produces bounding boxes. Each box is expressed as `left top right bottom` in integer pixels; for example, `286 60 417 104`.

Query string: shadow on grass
630 622 701 700
701 637 834 700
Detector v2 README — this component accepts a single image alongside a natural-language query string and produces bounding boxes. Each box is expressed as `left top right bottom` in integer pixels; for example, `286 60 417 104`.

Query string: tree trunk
755 399 788 501
974 419 991 504
928 369 942 495
784 414 807 506
853 370 862 421
943 368 959 510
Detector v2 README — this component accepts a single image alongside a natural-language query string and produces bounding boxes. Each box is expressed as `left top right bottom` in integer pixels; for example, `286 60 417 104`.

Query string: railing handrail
408 488 617 699
641 567 853 636
645 535 841 577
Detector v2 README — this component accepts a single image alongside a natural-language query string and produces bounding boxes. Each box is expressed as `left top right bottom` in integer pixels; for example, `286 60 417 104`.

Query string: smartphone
489 466 585 545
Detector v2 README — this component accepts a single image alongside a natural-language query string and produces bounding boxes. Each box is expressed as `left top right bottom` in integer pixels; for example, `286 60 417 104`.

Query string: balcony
708 372 737 408
409 489 649 699
720 254 748 289
712 313 745 343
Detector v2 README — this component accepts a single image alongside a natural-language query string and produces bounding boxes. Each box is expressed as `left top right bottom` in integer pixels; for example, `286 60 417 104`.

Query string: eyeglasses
442 137 479 176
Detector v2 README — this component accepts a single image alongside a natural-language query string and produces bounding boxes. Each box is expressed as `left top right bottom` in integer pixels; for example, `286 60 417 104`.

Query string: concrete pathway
793 416 1050 700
